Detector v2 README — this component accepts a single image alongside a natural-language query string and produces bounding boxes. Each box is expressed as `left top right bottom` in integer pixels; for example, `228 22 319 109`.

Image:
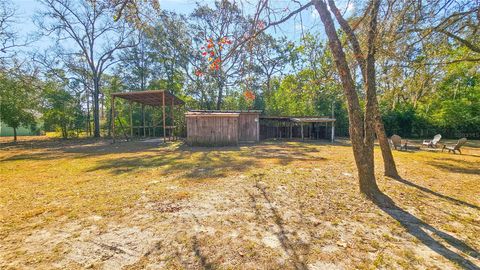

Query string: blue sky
13 1 331 43
11 0 354 63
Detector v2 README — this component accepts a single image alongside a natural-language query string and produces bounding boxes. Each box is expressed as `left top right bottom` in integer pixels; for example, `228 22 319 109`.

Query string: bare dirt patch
0 138 479 269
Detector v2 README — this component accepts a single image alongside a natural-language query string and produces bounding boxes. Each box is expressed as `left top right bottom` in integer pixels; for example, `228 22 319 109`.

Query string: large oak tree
37 0 135 137
109 0 398 198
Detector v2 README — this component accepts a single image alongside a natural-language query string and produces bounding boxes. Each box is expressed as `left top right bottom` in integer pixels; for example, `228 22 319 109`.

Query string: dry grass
0 136 479 269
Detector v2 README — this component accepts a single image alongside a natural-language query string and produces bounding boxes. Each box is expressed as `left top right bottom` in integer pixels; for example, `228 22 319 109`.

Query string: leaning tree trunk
374 104 399 178
13 127 17 142
314 0 379 198
362 0 399 180
327 0 399 179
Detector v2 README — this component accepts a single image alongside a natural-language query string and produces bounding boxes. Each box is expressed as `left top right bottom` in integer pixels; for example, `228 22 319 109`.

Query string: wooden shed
185 110 261 146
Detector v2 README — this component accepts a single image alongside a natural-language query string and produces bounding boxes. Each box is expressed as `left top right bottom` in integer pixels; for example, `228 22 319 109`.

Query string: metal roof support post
331 121 335 142
301 122 304 141
325 122 328 139
129 101 133 139
142 104 145 137
256 115 260 142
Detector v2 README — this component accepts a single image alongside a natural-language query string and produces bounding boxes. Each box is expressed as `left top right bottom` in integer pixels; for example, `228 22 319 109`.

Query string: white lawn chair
442 138 467 154
422 134 442 148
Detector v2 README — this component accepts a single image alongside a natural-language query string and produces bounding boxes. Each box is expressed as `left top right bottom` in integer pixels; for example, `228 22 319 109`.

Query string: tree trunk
314 0 379 198
13 127 17 142
93 76 101 138
62 125 68 139
266 74 271 94
101 93 105 120
361 0 383 196
374 105 399 178
216 80 224 110
86 87 91 136
364 0 399 179
327 0 399 179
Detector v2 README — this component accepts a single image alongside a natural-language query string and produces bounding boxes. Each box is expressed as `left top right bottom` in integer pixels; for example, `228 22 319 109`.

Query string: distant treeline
1 1 478 141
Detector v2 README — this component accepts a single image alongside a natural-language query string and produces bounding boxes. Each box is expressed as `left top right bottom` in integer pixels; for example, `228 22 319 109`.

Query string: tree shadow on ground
415 198 480 228
84 150 257 179
428 159 480 175
1 152 59 161
0 137 103 151
391 178 480 211
437 152 480 158
84 142 326 177
2 140 326 167
261 138 351 146
1 139 172 161
189 215 217 270
373 192 480 270
247 179 309 270
191 234 215 270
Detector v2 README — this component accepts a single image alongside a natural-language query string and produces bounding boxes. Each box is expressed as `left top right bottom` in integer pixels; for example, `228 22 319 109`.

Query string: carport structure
259 116 336 142
111 90 185 143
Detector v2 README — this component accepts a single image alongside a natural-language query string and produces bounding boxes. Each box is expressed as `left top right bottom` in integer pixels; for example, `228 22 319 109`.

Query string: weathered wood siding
186 115 239 146
238 113 259 142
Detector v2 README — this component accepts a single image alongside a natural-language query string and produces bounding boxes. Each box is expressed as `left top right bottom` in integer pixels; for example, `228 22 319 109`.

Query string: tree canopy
0 0 478 142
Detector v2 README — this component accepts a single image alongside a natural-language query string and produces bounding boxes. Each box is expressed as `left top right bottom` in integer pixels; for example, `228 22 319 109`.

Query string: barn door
238 114 258 142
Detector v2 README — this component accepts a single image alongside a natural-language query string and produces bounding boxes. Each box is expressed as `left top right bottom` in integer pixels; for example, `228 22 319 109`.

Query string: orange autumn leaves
195 37 232 75
195 36 255 103
244 89 255 102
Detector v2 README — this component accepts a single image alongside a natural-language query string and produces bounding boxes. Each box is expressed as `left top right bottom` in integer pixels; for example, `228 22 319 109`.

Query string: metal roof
290 117 336 123
260 116 336 122
111 90 185 106
188 110 262 113
185 112 241 117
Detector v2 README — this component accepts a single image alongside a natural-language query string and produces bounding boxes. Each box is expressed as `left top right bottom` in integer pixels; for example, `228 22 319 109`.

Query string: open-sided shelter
260 116 336 142
185 110 261 146
111 90 185 143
